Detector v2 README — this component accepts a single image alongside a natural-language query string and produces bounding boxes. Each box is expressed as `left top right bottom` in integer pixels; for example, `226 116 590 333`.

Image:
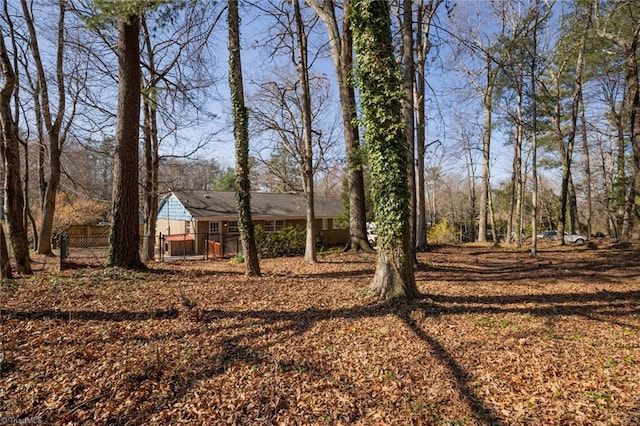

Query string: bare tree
401 0 417 257
307 0 371 252
451 2 518 243
543 1 591 243
414 0 444 251
20 0 80 255
249 72 339 248
497 1 552 248
0 26 31 274
293 0 317 263
138 4 223 261
530 2 540 257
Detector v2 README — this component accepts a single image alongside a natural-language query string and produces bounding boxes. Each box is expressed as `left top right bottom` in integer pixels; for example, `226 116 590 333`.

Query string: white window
322 218 329 231
263 220 275 232
333 218 340 230
185 221 191 234
228 221 239 233
209 222 220 234
275 220 285 231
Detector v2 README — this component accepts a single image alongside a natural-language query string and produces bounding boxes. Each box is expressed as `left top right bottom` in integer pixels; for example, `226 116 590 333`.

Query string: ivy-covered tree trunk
228 0 260 276
107 14 144 269
351 0 417 300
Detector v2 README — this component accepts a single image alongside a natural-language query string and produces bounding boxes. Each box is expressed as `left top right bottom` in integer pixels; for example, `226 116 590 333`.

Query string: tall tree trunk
228 0 260 276
556 85 572 244
488 180 498 245
0 223 11 279
612 90 627 238
141 99 158 261
513 83 524 247
531 27 538 256
351 0 417 300
415 72 428 249
507 158 516 243
21 139 37 249
478 55 493 243
598 133 618 237
0 31 31 275
107 14 144 270
622 23 640 238
401 0 416 259
141 17 159 262
558 10 588 242
462 134 477 242
7 12 36 250
579 93 592 238
414 0 442 251
308 0 371 252
21 0 67 255
293 0 317 264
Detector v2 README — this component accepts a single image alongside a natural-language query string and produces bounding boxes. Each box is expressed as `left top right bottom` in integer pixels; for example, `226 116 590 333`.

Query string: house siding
158 196 192 221
156 191 349 257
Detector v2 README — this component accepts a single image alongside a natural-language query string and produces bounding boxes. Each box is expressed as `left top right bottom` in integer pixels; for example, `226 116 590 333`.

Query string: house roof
165 190 344 220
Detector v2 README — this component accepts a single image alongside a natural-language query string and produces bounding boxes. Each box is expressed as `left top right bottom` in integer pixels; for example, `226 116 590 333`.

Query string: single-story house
156 190 348 256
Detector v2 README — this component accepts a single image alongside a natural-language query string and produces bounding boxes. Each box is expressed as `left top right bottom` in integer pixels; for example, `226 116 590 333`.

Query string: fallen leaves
1 245 639 424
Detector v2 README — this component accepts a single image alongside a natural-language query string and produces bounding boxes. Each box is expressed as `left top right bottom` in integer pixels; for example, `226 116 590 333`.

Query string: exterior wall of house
156 193 349 257
157 195 191 221
158 218 191 237
195 220 209 255
156 195 198 256
200 218 348 255
277 218 349 246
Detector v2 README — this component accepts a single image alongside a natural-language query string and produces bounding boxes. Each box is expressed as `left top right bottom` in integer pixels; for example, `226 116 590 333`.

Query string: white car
563 232 587 244
367 228 377 246
537 230 586 244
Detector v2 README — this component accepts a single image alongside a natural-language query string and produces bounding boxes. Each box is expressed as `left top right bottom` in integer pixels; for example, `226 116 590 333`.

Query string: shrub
254 225 306 258
427 218 458 244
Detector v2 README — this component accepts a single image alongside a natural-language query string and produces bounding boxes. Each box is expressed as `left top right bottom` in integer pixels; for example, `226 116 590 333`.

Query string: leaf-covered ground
1 243 639 425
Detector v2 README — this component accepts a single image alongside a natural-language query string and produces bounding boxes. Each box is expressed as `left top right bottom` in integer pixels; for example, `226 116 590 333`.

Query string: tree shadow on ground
12 283 635 423
7 245 640 423
419 247 640 284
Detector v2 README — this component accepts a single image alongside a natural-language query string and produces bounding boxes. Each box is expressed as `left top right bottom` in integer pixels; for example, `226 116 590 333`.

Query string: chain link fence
58 233 153 270
57 229 246 269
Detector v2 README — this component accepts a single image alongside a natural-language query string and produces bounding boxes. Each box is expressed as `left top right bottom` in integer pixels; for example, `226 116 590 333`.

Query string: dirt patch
1 244 639 424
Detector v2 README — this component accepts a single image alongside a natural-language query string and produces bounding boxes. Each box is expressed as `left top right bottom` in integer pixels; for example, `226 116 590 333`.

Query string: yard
1 242 639 425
